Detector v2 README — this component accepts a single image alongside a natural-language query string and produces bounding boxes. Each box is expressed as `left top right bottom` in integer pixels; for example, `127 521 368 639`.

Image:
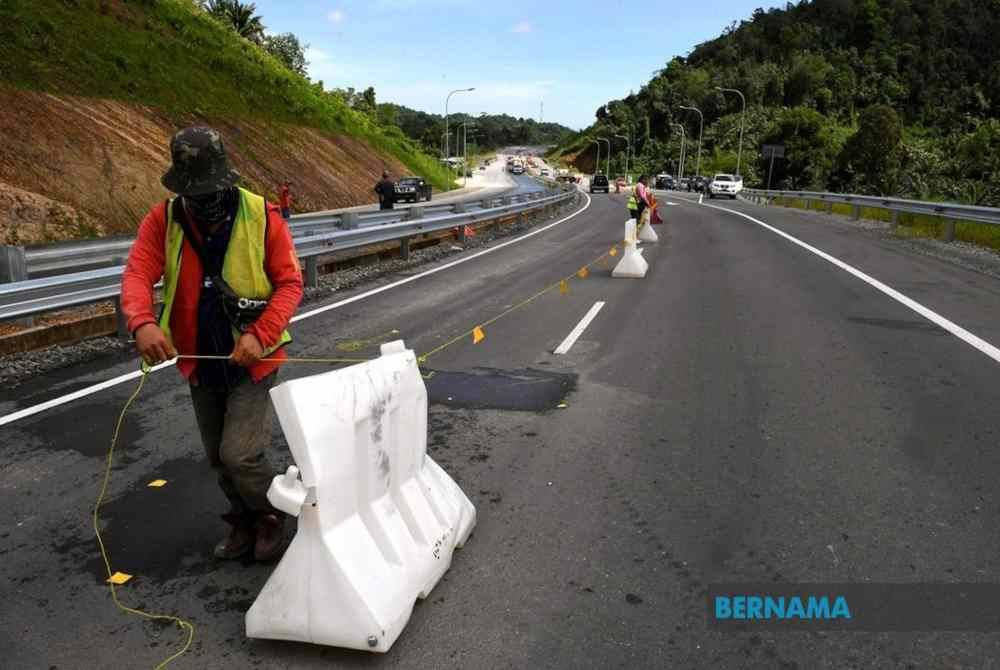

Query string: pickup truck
394 176 432 203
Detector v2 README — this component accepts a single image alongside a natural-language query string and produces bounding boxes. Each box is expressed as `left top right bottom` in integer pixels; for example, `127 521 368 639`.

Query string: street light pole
591 139 601 175
614 134 631 184
679 105 704 179
671 124 686 182
597 138 610 177
717 87 746 177
445 87 475 163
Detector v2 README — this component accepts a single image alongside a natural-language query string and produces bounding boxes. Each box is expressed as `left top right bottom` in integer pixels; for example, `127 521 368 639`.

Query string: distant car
590 174 610 194
707 174 743 199
687 176 708 192
394 176 432 203
678 178 690 190
655 174 675 190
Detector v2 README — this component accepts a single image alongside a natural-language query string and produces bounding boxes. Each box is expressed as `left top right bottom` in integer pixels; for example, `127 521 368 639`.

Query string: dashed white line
0 191 593 428
553 301 605 355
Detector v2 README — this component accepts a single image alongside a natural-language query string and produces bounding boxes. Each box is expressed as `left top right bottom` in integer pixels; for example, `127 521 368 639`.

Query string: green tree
839 104 903 194
202 0 265 44
262 32 307 76
760 106 843 189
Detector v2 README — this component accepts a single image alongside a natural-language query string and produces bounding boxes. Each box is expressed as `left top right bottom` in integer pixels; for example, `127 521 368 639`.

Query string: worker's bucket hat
161 126 241 196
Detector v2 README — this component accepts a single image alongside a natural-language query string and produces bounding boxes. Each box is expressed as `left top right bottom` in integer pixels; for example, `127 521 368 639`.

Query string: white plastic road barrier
612 219 648 278
245 340 476 653
638 217 659 243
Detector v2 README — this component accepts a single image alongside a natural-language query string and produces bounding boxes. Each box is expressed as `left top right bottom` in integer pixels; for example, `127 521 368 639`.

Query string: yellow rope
93 371 195 670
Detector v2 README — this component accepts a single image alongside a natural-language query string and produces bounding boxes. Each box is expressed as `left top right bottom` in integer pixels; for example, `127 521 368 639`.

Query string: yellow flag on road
559 280 569 295
472 326 485 344
577 267 589 279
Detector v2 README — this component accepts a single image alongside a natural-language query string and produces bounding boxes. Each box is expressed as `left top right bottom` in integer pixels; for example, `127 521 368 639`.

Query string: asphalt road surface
4 188 1000 668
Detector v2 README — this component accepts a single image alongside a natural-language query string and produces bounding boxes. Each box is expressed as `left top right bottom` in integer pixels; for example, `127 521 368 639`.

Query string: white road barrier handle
267 465 309 517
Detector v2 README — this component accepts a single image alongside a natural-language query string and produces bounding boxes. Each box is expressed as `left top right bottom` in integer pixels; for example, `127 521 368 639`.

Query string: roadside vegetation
0 0 455 190
553 0 1000 208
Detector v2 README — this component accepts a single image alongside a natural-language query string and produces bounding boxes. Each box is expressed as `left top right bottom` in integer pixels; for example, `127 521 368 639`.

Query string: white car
708 174 743 199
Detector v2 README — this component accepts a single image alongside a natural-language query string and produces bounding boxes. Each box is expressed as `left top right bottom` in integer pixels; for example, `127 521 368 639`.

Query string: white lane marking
0 192 593 428
691 199 1000 365
553 301 606 355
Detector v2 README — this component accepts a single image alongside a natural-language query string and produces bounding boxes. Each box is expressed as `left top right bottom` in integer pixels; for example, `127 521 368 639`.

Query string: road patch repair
425 367 577 411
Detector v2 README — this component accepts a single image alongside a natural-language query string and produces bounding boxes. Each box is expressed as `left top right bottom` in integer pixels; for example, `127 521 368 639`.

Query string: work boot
214 513 255 560
254 513 286 562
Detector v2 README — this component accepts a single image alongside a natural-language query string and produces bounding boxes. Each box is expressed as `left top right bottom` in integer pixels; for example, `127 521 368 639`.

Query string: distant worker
634 174 651 226
627 184 640 222
375 170 395 210
121 127 304 563
279 180 292 219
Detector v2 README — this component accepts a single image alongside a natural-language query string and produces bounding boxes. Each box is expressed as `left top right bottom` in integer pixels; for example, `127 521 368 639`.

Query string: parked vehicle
394 176 432 203
707 174 743 199
655 174 675 189
678 178 691 191
590 174 610 194
687 176 708 193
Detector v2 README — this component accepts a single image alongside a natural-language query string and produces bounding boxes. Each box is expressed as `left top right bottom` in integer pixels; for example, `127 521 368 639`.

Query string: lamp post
445 87 475 163
716 87 746 177
671 123 686 182
462 122 478 187
597 137 611 177
614 134 631 184
591 139 601 175
678 105 703 180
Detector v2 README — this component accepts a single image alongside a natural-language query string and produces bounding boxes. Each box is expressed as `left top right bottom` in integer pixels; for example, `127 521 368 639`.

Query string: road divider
638 217 659 243
246 340 475 653
613 219 648 278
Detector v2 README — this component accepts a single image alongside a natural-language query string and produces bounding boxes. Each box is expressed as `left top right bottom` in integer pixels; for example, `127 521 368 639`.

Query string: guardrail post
304 257 319 288
451 202 466 214
826 201 834 215
406 206 424 221
0 245 27 284
941 217 955 242
400 237 411 260
890 210 900 229
341 212 360 230
851 204 861 220
480 199 492 210
112 295 129 340
502 196 512 207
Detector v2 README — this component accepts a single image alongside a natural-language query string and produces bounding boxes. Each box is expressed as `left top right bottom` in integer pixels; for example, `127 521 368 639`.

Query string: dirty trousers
190 373 279 516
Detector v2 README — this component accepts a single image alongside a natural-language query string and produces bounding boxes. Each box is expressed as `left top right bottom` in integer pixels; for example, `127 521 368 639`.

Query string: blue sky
251 1 782 130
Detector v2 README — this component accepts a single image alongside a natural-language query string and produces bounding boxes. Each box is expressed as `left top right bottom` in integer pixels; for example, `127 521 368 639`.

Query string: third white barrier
637 213 659 243
245 340 476 653
612 219 648 278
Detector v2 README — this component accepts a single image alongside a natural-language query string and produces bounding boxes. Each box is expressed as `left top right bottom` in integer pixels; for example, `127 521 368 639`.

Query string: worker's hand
135 323 176 366
231 332 264 367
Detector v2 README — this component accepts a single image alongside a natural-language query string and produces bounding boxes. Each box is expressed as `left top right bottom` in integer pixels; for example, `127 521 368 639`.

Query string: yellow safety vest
159 187 292 356
627 186 639 210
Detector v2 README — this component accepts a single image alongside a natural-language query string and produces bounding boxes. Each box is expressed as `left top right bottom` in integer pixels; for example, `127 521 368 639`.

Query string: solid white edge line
686 198 1000 365
553 301 606 355
0 191 593 428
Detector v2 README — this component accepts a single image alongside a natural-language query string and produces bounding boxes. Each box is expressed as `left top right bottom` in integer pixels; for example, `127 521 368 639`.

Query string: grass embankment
0 0 454 191
771 197 1000 252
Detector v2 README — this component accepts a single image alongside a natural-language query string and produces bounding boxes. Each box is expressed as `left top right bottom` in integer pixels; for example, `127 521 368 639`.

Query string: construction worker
121 127 304 562
279 179 292 219
374 170 396 210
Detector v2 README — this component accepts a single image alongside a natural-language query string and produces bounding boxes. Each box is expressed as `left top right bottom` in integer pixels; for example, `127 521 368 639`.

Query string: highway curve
3 188 1000 668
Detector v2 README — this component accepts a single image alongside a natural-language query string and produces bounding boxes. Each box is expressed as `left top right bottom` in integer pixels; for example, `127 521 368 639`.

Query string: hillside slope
551 0 1000 204
0 0 454 244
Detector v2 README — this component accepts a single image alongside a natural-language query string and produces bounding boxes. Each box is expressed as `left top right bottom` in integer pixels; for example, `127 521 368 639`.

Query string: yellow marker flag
147 479 167 488
577 267 590 279
472 326 485 344
559 280 569 295
107 572 133 585
609 246 618 257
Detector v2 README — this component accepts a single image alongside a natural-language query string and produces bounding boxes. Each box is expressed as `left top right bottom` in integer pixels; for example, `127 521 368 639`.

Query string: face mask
184 189 231 229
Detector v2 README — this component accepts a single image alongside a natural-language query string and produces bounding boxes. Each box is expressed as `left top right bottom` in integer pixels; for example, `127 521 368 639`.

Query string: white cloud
327 9 345 23
511 20 532 34
306 47 331 63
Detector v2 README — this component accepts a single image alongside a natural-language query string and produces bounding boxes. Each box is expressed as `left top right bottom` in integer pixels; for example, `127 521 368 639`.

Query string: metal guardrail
0 185 577 328
742 188 1000 242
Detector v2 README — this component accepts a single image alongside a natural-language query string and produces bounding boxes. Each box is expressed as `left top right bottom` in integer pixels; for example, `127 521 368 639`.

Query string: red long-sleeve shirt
121 199 304 383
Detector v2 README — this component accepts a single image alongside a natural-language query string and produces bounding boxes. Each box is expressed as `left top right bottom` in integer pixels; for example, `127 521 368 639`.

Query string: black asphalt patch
425 367 576 411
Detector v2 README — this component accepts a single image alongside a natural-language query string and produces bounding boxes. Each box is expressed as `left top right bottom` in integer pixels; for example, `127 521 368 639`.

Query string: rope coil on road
96 227 632 667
